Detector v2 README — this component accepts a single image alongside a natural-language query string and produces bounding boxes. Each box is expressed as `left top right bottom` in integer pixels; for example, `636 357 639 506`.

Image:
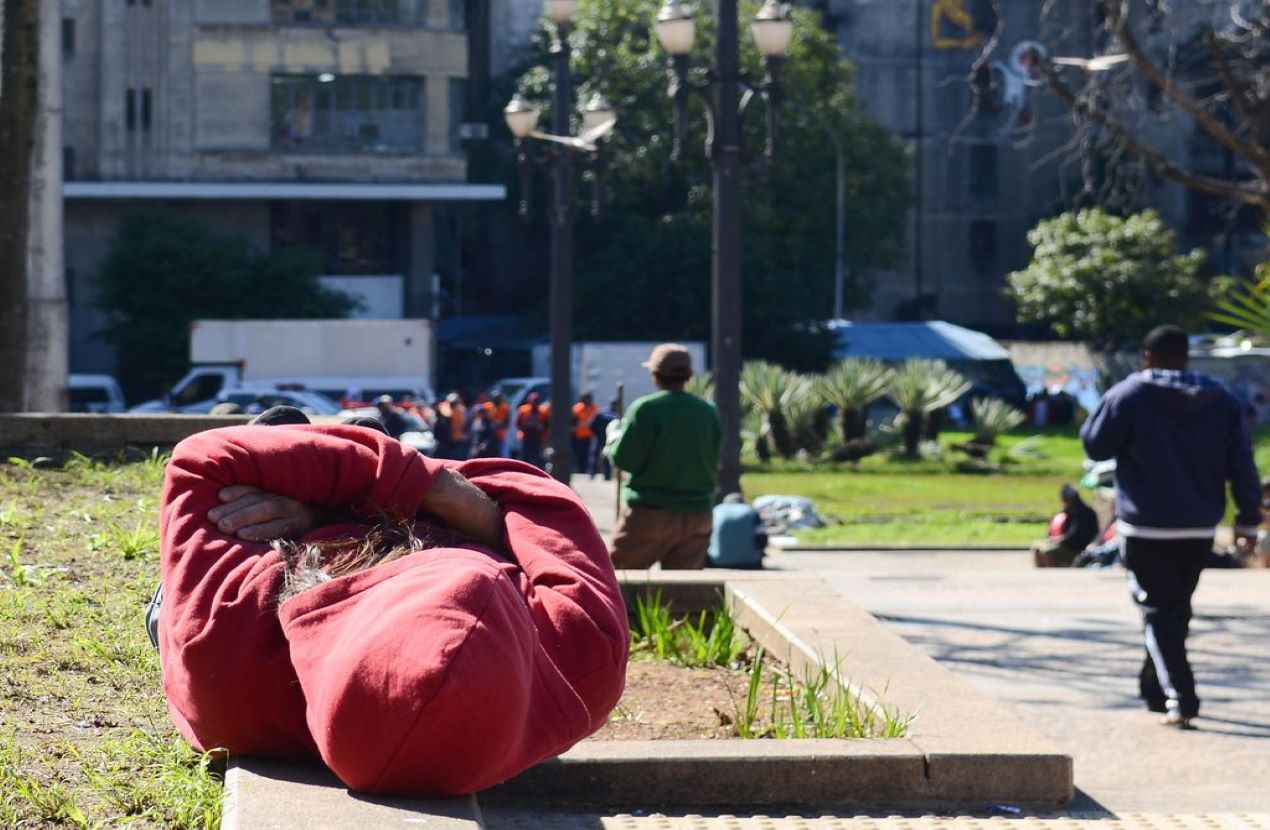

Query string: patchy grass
0 454 222 829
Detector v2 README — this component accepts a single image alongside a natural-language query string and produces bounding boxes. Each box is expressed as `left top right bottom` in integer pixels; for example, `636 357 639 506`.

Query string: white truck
131 319 435 413
529 341 709 405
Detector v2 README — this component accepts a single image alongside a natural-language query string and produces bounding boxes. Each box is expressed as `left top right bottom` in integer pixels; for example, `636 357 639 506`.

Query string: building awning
831 320 1012 362
64 181 505 201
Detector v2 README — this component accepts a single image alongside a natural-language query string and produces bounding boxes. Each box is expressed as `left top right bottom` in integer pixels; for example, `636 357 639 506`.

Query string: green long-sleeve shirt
609 390 721 513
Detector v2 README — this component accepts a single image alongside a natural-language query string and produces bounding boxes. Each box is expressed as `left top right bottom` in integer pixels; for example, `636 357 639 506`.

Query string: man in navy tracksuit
1081 325 1261 729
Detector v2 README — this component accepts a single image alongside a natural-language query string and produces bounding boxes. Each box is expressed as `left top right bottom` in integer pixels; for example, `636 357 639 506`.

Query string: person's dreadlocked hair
273 517 463 606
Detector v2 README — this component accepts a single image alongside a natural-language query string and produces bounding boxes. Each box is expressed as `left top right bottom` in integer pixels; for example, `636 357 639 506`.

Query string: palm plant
685 370 715 401
1209 278 1270 338
740 361 813 460
786 377 831 458
970 397 1026 446
887 359 971 457
1207 224 1270 338
816 359 893 442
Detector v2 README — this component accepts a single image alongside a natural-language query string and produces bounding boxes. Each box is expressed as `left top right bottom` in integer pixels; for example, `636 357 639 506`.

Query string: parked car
339 405 438 457
68 374 126 413
213 387 344 416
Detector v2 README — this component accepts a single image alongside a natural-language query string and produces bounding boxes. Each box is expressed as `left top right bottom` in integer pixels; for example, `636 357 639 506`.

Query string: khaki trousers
610 505 712 570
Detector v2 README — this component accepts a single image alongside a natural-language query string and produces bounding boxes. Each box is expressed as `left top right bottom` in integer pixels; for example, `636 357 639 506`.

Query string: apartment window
273 0 424 25
969 221 997 275
62 18 75 57
449 0 465 29
271 202 406 275
63 146 75 180
272 75 423 153
141 88 152 130
125 88 136 131
968 144 997 197
449 78 466 153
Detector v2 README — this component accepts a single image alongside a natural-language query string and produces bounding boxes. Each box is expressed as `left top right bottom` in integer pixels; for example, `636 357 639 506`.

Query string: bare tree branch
1042 61 1269 209
1099 0 1270 177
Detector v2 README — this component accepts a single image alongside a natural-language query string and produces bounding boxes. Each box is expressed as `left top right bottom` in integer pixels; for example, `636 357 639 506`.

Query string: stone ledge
223 758 480 830
0 413 251 456
224 571 1071 823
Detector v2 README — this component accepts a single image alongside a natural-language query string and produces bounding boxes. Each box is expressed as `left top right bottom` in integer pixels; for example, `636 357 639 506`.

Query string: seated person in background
707 493 767 569
1033 484 1099 567
156 422 628 796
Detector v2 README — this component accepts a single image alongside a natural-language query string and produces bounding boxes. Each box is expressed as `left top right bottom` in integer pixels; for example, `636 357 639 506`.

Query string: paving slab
223 759 480 829
570 479 1270 820
765 548 1270 816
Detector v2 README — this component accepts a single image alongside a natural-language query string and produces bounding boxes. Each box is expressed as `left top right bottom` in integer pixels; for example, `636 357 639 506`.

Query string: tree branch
1100 0 1270 177
1042 62 1269 209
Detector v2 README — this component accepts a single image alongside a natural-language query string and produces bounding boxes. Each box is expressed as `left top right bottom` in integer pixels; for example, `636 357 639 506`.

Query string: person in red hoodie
156 420 628 796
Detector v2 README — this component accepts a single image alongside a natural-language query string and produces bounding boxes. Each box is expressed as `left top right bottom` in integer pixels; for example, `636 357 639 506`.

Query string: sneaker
1160 712 1197 730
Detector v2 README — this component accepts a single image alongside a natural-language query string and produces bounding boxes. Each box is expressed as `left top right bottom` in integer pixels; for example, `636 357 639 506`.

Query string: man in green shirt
607 344 721 569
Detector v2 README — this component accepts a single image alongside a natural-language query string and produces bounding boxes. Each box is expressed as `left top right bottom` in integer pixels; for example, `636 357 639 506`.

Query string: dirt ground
590 657 773 740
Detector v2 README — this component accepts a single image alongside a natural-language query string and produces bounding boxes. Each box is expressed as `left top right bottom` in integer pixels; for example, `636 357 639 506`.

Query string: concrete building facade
827 0 1261 329
61 0 503 374
827 0 1085 328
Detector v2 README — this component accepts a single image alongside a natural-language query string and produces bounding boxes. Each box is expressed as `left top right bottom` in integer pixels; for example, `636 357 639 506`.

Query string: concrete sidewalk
570 476 1270 818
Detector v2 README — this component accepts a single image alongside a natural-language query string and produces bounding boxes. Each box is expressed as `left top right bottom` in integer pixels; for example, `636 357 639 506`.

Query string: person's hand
1234 531 1257 561
419 469 506 554
207 485 322 542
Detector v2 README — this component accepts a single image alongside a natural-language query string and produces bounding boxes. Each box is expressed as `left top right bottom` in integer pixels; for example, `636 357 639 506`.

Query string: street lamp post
654 0 793 497
504 5 615 484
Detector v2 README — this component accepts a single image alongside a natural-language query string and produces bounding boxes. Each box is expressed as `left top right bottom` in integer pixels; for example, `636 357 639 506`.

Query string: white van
68 374 126 413
130 366 433 413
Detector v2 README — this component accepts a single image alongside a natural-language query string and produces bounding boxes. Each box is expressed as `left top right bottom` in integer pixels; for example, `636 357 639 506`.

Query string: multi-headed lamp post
503 0 616 485
653 0 793 497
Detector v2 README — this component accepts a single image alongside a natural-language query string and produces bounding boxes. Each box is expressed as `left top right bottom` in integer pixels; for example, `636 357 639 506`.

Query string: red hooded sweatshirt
158 424 628 796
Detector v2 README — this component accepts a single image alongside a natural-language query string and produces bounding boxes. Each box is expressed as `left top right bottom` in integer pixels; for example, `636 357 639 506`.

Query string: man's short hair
1143 325 1189 363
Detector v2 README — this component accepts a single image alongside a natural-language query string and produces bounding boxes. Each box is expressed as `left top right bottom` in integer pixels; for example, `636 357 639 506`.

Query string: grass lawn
0 454 221 829
742 427 1270 546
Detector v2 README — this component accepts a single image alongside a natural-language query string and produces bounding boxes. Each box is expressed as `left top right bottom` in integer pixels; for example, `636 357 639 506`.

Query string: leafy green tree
94 212 359 398
1006 209 1210 351
514 0 909 371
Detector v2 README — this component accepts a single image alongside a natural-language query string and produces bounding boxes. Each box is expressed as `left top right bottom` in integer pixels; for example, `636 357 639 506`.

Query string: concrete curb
222 563 1071 824
0 413 251 456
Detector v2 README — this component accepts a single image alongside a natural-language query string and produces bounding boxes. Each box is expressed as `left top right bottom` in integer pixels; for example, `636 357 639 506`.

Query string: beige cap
642 343 693 378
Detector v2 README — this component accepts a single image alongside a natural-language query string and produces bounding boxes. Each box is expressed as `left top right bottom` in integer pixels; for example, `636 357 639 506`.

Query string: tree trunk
0 0 39 412
840 407 866 441
25 0 67 411
902 414 922 458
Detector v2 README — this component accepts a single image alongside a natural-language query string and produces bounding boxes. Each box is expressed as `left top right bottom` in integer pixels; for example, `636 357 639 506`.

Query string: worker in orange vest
571 392 600 477
516 392 549 469
484 392 511 456
444 392 468 460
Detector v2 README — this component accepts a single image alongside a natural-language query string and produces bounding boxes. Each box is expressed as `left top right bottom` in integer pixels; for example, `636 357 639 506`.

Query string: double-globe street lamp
504 0 616 484
653 0 794 496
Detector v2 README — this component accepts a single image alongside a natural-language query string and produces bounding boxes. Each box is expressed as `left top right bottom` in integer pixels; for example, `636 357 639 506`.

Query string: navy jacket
1081 369 1261 537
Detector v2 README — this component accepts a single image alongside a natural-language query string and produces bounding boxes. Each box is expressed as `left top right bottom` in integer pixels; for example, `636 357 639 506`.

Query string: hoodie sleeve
453 457 629 732
1080 384 1130 461
158 425 445 756
1224 398 1263 534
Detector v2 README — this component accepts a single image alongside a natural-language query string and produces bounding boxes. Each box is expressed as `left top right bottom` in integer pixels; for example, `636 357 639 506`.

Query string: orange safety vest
449 404 467 442
485 401 510 440
571 403 599 440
